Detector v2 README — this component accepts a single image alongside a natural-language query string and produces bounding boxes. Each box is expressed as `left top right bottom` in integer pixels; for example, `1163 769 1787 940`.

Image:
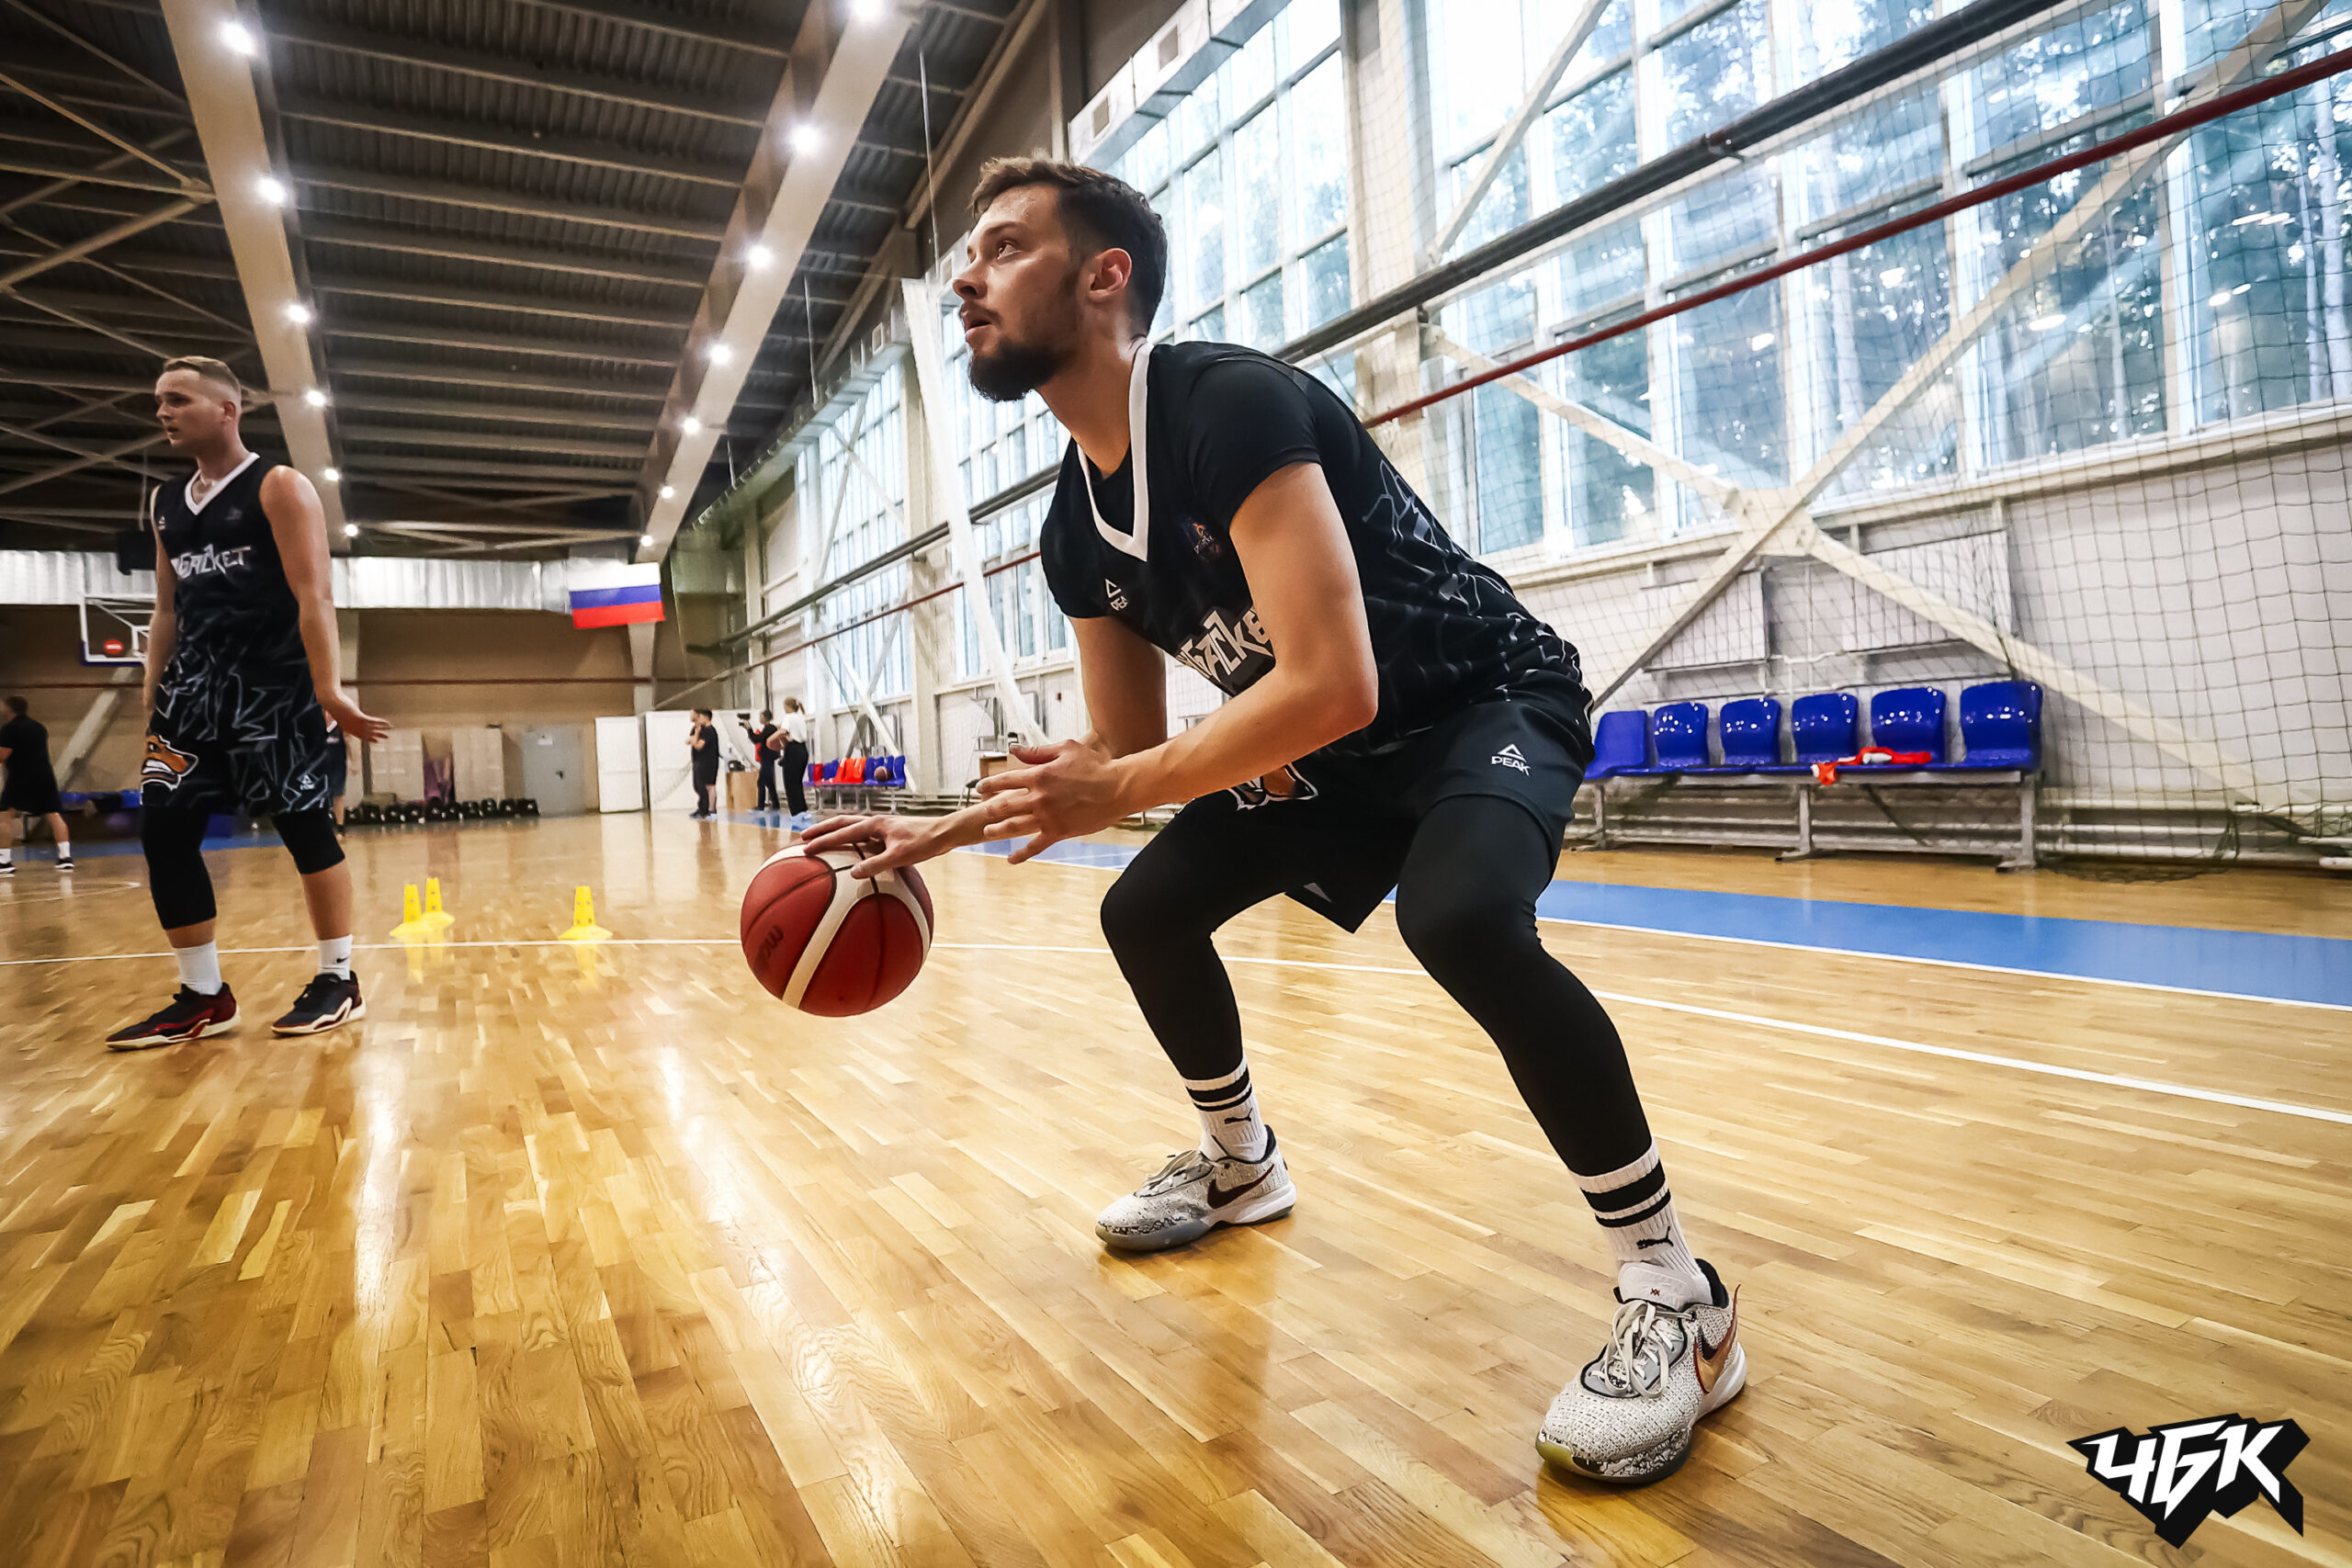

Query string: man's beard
967 331 1068 402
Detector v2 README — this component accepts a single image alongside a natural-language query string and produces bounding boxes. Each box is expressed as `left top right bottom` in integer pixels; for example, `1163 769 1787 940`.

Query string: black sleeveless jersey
153 453 314 740
1037 341 1583 761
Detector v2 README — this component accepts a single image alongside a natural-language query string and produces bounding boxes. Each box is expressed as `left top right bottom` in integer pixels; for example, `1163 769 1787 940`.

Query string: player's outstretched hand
798 813 940 880
974 739 1134 864
321 686 390 743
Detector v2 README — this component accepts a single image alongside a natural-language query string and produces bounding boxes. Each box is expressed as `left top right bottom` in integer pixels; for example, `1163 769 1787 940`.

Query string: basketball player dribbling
805 160 1744 1483
105 357 390 1050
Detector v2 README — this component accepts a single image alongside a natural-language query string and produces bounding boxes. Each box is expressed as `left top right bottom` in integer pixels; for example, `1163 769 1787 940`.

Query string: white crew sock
54 839 70 861
319 935 353 979
175 941 223 997
1183 1059 1268 1163
1577 1140 1711 1306
0 847 11 865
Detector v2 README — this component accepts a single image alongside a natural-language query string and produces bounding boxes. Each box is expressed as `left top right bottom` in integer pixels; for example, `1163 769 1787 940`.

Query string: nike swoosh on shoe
1205 1169 1271 1209
1694 1288 1740 1394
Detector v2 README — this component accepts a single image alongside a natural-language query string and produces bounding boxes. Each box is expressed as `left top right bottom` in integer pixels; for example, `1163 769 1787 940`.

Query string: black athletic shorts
1 774 62 816
141 693 334 817
1143 668 1594 931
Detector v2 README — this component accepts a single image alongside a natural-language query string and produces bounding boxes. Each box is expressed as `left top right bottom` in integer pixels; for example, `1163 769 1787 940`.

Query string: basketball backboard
80 594 154 666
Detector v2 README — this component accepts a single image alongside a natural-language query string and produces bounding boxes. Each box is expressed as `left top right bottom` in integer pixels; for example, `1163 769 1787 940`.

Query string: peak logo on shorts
2071 1414 2307 1546
1491 743 1531 773
141 734 200 790
1104 579 1129 612
171 542 253 580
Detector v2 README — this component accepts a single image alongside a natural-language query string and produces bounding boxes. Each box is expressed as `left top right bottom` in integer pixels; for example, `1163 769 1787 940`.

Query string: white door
594 716 644 813
642 709 699 813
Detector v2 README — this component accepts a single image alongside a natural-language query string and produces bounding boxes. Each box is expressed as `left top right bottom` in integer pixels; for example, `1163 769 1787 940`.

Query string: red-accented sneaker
106 985 239 1051
270 972 365 1036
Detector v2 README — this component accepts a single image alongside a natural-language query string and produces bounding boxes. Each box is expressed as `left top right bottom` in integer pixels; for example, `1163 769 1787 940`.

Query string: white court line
12 936 2345 1128
960 848 2352 1014
935 942 2352 1128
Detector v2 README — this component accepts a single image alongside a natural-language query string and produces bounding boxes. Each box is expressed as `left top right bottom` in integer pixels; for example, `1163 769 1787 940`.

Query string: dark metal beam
264 18 771 129
350 453 645 482
322 320 682 366
332 389 764 435
339 423 648 458
331 357 673 400
0 197 210 290
313 275 690 330
0 155 202 195
296 216 708 288
290 165 729 242
273 95 744 187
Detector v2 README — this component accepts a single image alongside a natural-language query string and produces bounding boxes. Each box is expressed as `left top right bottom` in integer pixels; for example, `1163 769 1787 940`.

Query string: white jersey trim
183 450 261 515
1080 344 1152 562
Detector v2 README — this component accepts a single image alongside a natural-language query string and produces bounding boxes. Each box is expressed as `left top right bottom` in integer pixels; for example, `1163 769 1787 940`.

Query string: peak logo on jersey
141 734 200 789
1184 517 1223 559
171 542 253 581
2070 1415 2307 1546
1104 579 1129 612
1491 743 1531 773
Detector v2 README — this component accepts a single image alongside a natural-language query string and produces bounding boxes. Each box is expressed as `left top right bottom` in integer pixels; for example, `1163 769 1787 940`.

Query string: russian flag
571 562 665 628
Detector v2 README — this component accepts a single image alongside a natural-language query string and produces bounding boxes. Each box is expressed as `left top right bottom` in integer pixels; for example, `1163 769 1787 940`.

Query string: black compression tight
1099 794 1655 1177
141 803 344 931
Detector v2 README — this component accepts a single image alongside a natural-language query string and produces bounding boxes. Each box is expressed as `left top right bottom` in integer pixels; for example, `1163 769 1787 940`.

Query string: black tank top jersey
1037 341 1583 761
153 454 313 730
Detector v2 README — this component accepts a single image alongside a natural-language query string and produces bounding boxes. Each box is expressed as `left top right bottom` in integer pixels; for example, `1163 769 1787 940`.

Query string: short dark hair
971 157 1166 334
158 355 243 403
3 695 25 717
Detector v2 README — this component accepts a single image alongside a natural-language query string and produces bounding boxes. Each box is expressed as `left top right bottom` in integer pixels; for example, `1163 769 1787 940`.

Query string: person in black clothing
745 709 781 811
0 694 73 874
778 696 810 821
806 158 1742 1487
687 708 719 818
105 356 390 1051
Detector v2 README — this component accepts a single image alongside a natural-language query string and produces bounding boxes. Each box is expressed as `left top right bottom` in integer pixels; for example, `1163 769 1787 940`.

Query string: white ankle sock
54 839 70 860
1577 1141 1710 1305
0 848 11 865
1183 1060 1268 1162
175 941 222 996
319 935 353 979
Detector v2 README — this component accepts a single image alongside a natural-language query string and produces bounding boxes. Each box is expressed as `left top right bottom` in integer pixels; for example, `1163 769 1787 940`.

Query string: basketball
740 845 931 1015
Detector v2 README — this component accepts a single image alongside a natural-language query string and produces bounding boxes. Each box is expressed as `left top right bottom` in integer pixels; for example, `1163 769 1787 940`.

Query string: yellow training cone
421 876 454 931
390 883 432 939
559 885 610 942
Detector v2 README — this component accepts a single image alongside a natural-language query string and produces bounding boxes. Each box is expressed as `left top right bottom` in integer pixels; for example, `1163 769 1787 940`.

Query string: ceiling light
1748 333 1775 352
706 343 732 365
2210 289 2233 308
746 243 774 270
851 0 885 19
322 466 340 481
284 301 312 324
680 414 702 434
220 19 256 55
789 124 821 155
660 484 676 499
2027 312 2066 332
640 533 654 546
1877 266 1907 288
304 388 327 408
343 523 359 537
256 175 288 206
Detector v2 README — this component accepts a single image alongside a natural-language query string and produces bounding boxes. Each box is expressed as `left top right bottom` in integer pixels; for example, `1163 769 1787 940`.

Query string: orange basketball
740 846 932 1015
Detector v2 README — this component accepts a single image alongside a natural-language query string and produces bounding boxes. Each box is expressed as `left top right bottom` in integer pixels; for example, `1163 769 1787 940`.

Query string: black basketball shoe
272 972 366 1036
107 986 240 1050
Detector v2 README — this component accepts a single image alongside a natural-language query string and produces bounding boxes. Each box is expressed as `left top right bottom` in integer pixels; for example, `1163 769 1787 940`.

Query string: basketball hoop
80 594 153 666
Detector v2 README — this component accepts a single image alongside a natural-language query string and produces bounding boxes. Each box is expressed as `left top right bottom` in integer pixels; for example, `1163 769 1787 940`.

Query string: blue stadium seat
1791 693 1859 764
1951 681 2042 769
1705 696 1783 772
1868 687 1948 763
1588 710 1652 780
1651 703 1710 772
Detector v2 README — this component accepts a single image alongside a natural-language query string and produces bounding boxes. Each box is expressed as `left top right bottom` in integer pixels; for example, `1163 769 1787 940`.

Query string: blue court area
966 840 2349 1008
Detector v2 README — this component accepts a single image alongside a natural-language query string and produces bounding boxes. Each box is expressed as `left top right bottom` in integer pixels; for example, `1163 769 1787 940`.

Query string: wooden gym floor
0 815 2346 1568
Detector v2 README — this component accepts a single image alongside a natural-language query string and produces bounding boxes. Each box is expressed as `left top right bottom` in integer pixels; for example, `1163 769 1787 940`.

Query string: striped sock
1577 1141 1709 1306
1183 1060 1267 1162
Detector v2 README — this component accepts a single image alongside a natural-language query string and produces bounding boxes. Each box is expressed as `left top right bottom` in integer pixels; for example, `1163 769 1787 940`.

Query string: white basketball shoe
1095 1131 1295 1251
1535 1258 1745 1484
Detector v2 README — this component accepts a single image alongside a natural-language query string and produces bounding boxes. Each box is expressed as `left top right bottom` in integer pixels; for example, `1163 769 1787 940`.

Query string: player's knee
1396 880 1527 982
1100 860 1213 957
275 809 345 875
